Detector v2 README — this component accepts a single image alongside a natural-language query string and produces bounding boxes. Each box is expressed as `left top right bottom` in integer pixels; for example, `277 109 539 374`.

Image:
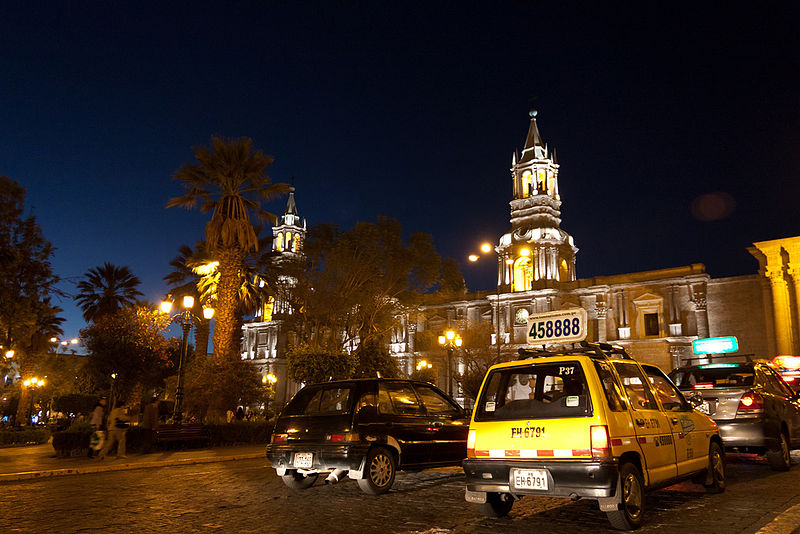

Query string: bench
154 423 209 447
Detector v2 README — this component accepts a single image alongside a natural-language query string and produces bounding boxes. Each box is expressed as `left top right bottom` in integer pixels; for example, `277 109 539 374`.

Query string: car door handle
635 418 645 426
671 417 679 424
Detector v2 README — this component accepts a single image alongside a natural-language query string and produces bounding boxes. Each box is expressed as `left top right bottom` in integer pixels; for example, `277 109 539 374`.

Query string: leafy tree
183 355 267 420
75 263 143 322
80 306 178 403
353 338 400 379
275 217 465 355
455 322 508 404
168 137 289 361
0 176 64 424
286 343 357 385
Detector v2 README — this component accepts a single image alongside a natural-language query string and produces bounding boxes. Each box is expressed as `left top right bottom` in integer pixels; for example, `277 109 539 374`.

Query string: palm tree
164 241 214 359
167 137 288 361
75 263 143 322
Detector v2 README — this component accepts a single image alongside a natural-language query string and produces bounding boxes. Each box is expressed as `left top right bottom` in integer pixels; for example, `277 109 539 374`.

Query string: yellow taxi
463 337 724 530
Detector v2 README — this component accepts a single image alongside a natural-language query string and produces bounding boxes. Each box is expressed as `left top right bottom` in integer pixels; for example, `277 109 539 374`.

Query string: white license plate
511 468 548 491
293 452 313 468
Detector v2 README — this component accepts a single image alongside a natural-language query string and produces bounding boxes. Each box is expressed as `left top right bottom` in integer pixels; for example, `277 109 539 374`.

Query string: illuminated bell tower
268 186 306 317
496 110 577 292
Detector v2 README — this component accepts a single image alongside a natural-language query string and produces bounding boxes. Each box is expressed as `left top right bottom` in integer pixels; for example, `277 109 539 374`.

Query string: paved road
1 455 798 533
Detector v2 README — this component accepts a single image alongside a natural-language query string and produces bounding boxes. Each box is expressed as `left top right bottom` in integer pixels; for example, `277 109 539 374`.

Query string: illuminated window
294 234 300 252
285 232 292 250
275 233 283 251
513 257 533 292
522 170 533 197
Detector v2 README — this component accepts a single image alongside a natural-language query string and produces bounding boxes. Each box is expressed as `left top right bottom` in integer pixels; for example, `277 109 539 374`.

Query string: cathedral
242 112 800 406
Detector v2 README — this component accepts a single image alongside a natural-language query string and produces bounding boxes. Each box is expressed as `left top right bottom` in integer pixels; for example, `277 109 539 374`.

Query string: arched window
275 232 283 251
522 170 533 197
513 257 533 292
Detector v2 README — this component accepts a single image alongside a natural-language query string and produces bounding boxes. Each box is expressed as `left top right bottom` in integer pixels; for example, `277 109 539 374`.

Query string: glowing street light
438 330 462 396
160 294 214 424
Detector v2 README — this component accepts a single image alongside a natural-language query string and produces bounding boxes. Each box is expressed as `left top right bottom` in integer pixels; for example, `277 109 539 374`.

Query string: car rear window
475 361 592 421
669 364 755 390
283 385 353 415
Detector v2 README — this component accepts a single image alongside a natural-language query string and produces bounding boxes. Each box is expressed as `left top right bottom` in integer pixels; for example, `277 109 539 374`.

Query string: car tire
767 431 791 471
357 447 396 495
703 441 726 493
478 492 514 518
606 462 645 531
281 470 319 491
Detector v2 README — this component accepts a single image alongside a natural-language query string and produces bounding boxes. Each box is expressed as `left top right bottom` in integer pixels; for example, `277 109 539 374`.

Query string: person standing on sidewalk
141 396 159 453
98 400 131 460
88 397 107 458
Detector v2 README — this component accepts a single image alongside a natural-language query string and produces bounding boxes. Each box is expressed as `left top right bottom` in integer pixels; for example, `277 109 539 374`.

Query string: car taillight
590 425 611 459
467 429 477 458
693 383 715 389
272 433 288 443
326 432 359 442
736 391 764 417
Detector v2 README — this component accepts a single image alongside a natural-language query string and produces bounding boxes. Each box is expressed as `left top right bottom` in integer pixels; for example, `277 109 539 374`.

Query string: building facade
242 112 800 405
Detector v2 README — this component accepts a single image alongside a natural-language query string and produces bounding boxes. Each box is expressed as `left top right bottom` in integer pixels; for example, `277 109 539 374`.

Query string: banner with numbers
526 308 588 345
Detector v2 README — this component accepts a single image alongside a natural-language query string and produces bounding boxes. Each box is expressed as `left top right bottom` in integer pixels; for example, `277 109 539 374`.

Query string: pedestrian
88 396 107 458
226 409 234 423
141 395 160 453
98 399 131 460
235 406 244 421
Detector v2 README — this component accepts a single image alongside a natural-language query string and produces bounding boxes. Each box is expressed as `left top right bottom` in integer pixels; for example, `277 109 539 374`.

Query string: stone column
407 323 416 353
691 284 709 338
596 301 609 343
754 239 798 355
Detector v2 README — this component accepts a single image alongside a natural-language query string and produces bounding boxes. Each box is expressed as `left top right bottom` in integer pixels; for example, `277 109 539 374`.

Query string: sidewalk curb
0 452 265 483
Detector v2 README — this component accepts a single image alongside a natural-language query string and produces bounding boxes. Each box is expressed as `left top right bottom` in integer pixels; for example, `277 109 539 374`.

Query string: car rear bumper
462 458 619 499
266 442 371 473
716 419 773 449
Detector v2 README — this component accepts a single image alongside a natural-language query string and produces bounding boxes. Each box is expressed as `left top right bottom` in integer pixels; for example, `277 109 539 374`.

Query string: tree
168 137 289 361
80 306 178 404
183 356 266 420
353 338 400 379
274 217 466 355
75 263 143 322
286 343 357 385
455 322 508 405
0 176 64 424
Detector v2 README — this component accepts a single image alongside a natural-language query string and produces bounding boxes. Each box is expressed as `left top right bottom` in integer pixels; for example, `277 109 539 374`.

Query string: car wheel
703 441 726 493
606 462 645 531
281 470 319 491
767 431 791 471
478 492 514 518
357 447 396 495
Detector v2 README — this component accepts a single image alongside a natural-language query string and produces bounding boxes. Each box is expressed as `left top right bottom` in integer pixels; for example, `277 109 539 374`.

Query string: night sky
2 2 799 341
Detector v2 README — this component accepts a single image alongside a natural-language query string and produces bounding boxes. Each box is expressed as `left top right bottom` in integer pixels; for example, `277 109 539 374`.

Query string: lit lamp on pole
437 330 462 397
160 295 214 425
22 377 46 424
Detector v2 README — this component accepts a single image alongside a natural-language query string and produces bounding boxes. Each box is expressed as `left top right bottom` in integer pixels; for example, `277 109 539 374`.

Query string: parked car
669 359 800 471
463 342 724 531
266 378 469 495
771 355 800 392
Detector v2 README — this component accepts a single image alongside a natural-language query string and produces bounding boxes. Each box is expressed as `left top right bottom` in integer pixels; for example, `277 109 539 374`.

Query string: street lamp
22 377 46 424
161 295 214 424
437 330 462 396
469 243 510 359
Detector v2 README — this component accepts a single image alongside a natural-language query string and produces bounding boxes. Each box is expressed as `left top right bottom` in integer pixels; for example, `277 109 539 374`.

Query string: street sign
527 308 588 345
692 336 739 355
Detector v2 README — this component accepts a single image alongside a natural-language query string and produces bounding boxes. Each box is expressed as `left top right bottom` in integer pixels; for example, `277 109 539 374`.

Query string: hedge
0 428 51 447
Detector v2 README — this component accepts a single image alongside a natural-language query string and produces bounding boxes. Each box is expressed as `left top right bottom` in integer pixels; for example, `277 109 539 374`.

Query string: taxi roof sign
527 308 588 345
692 336 739 355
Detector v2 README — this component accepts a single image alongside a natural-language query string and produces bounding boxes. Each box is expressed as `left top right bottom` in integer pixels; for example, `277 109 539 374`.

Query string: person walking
88 397 107 458
98 400 131 460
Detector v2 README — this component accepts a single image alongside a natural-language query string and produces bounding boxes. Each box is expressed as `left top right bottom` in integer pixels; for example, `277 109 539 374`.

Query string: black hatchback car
266 378 469 494
669 360 800 470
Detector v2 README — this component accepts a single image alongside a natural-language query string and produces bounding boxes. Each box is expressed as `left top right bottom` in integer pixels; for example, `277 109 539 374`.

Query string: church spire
284 186 298 218
520 109 547 162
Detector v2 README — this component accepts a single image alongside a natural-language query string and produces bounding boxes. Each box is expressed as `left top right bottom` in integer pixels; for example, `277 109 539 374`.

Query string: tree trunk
213 247 243 361
193 317 211 359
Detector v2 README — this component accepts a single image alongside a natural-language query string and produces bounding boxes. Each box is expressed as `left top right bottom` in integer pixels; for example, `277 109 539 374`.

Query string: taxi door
613 362 677 485
642 364 708 476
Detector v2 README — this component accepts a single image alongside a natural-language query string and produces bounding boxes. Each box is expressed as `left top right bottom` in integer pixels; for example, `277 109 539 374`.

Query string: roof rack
517 341 634 361
682 353 755 364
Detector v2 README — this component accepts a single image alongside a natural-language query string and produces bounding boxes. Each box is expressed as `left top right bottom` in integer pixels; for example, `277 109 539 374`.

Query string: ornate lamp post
22 377 45 424
437 330 462 396
161 295 214 424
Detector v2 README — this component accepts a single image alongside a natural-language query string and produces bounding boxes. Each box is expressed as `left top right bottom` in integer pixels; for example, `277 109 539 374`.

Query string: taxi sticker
566 396 579 407
679 415 695 433
485 401 496 412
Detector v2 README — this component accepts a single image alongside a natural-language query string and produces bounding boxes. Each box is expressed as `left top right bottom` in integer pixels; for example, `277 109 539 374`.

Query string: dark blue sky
2 2 799 340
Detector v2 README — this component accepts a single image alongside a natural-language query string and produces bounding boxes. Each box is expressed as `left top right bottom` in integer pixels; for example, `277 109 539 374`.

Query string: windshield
669 364 754 390
475 361 592 421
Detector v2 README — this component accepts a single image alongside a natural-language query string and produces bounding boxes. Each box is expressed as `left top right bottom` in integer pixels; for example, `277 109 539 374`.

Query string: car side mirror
685 392 703 408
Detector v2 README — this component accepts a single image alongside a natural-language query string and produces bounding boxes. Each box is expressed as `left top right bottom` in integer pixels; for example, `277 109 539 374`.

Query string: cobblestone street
1 455 799 533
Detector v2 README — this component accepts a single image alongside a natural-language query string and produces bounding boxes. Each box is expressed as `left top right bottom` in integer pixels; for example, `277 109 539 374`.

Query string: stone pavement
0 442 265 482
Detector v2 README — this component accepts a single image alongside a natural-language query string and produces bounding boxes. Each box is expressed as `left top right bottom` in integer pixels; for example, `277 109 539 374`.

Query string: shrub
0 427 51 447
204 421 272 446
51 429 92 456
